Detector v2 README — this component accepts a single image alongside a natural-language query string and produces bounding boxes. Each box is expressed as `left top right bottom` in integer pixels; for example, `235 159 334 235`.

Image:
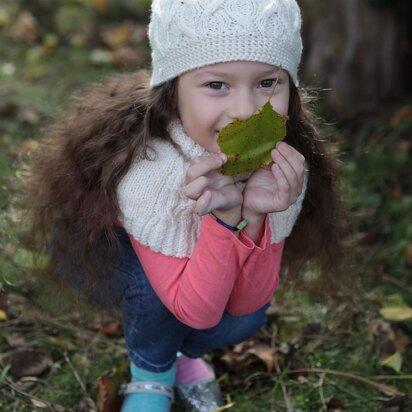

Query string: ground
0 3 411 411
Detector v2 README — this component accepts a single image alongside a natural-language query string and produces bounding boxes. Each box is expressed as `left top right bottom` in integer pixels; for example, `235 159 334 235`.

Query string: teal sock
121 362 176 412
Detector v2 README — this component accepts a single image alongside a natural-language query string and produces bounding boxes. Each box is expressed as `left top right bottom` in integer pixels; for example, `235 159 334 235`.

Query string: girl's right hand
184 153 243 222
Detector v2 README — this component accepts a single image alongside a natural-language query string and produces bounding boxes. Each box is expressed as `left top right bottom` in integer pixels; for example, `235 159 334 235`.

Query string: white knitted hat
148 0 302 86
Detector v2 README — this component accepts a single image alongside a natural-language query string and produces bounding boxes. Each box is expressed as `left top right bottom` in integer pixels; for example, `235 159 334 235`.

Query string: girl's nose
228 90 258 120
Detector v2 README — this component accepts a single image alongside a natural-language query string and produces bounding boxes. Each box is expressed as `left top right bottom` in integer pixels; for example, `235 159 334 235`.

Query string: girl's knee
230 304 269 341
181 304 270 357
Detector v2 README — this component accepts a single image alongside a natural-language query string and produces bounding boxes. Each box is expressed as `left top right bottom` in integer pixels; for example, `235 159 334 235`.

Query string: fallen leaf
393 326 410 353
246 343 274 372
368 319 396 360
297 375 308 384
380 351 402 373
5 333 27 347
326 396 346 411
1 348 52 378
113 47 145 68
377 395 405 412
380 307 412 321
391 105 412 128
93 0 108 12
87 311 121 336
405 243 412 266
0 310 7 321
96 361 129 412
47 336 76 350
31 399 48 409
90 49 113 65
217 100 288 175
0 102 18 118
101 24 133 49
11 11 39 44
0 8 12 28
96 375 122 412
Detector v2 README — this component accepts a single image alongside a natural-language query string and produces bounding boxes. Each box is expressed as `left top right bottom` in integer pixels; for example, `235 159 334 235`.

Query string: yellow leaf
380 307 412 321
0 310 7 321
93 0 108 12
212 394 235 411
380 351 402 373
31 399 48 408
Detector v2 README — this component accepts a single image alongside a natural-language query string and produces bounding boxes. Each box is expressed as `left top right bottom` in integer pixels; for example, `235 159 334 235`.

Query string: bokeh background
0 1 411 411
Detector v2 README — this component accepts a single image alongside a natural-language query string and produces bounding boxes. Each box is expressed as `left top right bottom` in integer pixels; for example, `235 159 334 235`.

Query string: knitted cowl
117 120 307 258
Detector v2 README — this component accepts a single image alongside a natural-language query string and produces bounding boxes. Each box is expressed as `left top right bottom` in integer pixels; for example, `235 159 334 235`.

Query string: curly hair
27 69 344 295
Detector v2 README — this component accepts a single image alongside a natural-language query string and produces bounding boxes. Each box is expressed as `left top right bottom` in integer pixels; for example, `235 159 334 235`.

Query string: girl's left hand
242 142 305 218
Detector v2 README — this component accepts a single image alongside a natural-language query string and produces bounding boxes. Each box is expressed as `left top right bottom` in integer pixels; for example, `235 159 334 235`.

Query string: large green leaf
217 101 288 175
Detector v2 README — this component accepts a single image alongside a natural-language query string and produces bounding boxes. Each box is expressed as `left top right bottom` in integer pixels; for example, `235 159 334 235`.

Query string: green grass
1 20 412 412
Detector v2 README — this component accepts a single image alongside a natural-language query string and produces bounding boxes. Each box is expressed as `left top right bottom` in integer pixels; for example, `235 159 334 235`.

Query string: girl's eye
207 82 225 90
260 79 278 88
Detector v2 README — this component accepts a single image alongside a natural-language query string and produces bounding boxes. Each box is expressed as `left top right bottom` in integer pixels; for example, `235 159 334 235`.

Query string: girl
28 0 342 411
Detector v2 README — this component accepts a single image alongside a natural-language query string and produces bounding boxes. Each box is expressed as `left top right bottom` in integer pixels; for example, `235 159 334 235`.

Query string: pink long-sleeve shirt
128 214 284 329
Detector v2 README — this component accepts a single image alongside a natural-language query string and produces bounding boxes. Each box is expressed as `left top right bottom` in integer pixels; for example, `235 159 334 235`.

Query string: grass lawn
1 18 411 412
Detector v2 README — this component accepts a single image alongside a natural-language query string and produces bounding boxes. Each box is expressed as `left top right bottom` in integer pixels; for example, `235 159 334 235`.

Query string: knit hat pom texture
148 0 303 86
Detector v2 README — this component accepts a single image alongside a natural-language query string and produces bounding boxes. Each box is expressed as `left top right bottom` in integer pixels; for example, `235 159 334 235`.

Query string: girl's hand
184 153 243 222
242 142 305 219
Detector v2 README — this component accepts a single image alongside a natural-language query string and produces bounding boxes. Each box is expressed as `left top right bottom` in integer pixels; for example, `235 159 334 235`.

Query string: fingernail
218 152 227 163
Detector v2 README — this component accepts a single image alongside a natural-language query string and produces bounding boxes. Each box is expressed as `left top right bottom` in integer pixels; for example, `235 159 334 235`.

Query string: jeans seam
130 350 176 372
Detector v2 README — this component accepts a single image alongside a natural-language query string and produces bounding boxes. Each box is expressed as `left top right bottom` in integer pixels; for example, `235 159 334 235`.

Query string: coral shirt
129 214 284 329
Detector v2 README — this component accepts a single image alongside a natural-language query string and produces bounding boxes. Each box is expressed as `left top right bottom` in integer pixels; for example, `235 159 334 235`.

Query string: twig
63 352 97 411
370 375 412 380
381 274 412 294
285 368 404 397
63 352 86 392
328 379 367 400
35 317 118 346
2 376 54 411
317 372 326 412
273 355 293 412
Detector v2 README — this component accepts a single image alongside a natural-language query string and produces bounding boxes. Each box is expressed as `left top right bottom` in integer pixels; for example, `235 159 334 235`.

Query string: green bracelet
210 212 249 232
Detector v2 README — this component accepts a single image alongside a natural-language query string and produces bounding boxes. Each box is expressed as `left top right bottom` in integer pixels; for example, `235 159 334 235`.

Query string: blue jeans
114 228 269 372
56 227 269 373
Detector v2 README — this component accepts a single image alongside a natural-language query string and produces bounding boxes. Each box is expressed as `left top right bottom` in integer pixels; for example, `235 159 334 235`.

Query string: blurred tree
300 0 412 114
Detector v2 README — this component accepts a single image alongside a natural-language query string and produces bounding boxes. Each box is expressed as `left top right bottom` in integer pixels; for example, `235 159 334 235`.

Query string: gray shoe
175 364 223 412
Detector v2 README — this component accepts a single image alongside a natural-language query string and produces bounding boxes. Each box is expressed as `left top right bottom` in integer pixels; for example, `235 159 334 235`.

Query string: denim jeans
114 228 269 372
57 227 270 373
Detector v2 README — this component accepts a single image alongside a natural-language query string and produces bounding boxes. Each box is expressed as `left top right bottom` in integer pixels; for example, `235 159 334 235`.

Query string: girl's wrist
241 208 266 226
241 209 266 244
212 206 242 228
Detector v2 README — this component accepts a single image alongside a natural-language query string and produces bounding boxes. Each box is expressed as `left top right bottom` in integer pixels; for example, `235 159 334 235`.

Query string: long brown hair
27 69 343 295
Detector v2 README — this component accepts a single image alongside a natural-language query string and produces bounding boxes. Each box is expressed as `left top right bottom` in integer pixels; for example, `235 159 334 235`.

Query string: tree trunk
299 0 411 114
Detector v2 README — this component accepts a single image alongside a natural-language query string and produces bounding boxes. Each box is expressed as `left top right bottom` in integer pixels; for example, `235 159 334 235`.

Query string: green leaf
217 101 288 175
380 351 402 373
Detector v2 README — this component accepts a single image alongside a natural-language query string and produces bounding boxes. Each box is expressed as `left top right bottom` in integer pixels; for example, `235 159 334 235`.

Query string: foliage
218 101 287 176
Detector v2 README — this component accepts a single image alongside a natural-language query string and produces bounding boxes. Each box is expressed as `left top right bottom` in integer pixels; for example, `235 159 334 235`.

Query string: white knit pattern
117 121 307 257
148 0 302 86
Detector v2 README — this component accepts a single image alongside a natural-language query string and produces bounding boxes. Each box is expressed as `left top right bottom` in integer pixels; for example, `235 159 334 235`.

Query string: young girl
28 0 342 411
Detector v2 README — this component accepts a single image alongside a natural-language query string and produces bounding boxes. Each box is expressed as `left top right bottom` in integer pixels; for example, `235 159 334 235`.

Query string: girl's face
176 61 290 153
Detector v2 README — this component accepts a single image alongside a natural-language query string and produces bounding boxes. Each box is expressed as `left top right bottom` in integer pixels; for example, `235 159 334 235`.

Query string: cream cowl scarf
117 120 308 258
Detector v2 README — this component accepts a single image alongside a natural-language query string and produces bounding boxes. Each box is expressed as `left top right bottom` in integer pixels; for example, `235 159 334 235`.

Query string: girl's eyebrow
193 71 232 79
194 68 284 79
